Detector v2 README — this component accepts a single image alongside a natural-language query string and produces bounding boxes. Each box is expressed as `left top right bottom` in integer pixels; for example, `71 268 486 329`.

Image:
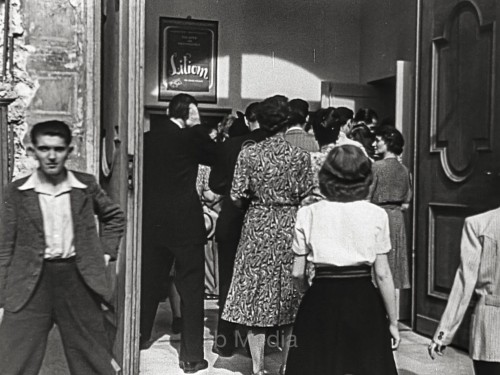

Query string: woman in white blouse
285 145 400 375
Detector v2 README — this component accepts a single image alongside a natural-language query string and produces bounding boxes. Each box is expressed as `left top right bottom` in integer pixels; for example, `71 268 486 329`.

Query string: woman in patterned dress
368 126 412 289
222 95 313 375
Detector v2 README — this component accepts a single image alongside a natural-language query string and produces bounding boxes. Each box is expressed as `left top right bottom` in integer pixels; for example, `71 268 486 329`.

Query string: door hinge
127 154 134 191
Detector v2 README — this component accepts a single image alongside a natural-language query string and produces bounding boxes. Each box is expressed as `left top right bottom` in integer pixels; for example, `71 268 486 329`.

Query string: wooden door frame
120 1 145 374
410 0 422 329
95 1 146 373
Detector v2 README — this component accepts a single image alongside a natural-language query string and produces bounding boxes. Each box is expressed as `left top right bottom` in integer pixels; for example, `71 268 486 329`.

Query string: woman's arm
291 255 308 293
373 254 400 349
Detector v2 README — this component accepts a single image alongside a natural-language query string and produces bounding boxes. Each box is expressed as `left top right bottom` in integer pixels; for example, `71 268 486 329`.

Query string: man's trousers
0 258 116 375
140 241 205 362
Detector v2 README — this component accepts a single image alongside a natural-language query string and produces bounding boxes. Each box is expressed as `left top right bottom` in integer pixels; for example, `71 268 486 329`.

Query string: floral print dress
222 135 313 327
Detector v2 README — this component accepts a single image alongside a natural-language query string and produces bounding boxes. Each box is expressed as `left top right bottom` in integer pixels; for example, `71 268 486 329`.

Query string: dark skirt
286 275 398 375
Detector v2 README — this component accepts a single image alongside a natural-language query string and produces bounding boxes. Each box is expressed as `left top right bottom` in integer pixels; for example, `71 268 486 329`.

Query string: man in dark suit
209 102 268 356
0 120 125 375
141 93 216 373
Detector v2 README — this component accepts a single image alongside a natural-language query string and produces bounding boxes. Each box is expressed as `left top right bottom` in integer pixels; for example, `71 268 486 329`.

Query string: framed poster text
158 17 218 103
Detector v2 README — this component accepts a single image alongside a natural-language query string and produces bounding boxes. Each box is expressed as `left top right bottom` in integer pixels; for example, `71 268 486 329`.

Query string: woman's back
233 135 311 205
293 200 391 267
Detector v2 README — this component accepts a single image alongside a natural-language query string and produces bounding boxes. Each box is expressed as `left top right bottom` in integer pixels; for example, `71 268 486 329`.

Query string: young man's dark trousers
0 258 116 375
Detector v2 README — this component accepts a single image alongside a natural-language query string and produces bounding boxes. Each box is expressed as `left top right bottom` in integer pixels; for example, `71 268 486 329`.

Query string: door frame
410 0 422 329
96 1 146 373
120 1 145 374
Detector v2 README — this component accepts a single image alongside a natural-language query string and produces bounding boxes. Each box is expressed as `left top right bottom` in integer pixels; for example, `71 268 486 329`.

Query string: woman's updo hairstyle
311 107 342 147
374 125 404 155
319 145 373 202
256 95 290 135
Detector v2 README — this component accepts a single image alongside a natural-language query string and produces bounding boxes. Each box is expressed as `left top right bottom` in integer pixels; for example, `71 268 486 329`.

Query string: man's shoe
171 317 182 334
179 359 208 374
211 344 234 357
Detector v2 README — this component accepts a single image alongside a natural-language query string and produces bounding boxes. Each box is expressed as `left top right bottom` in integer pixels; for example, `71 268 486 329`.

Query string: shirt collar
286 125 304 133
170 118 184 129
18 170 87 195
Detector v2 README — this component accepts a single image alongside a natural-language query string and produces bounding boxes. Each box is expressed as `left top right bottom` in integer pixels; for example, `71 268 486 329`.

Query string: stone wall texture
3 0 90 179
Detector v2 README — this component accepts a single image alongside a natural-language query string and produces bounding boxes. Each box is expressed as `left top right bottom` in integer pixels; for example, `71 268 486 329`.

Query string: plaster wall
145 0 362 111
359 0 417 83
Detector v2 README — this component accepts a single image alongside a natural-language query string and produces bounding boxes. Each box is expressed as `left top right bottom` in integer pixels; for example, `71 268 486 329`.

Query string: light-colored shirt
18 170 87 259
293 200 391 266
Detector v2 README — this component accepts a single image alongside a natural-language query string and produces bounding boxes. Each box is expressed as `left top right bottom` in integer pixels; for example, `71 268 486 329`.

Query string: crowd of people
140 92 412 375
0 92 498 375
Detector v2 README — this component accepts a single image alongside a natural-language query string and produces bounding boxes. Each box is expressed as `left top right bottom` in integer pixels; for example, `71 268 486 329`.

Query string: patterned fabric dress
222 135 313 327
369 157 412 289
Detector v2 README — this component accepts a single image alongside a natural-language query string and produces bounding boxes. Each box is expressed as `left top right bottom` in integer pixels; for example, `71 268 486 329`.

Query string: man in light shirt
0 120 125 374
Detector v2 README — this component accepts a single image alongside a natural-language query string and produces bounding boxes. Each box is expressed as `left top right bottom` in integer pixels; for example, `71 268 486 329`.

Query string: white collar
286 125 304 133
18 170 87 194
170 118 184 129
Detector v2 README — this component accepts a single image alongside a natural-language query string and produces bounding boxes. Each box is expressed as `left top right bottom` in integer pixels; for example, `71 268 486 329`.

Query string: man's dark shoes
171 317 182 334
179 359 209 374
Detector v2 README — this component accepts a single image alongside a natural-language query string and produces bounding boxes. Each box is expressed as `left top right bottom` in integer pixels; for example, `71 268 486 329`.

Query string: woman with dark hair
309 108 366 193
354 107 379 130
350 123 376 159
222 95 313 375
369 126 412 290
286 145 400 375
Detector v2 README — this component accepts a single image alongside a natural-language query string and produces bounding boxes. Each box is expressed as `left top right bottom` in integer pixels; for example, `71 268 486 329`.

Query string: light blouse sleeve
230 148 252 201
292 207 311 256
433 217 482 346
374 211 391 255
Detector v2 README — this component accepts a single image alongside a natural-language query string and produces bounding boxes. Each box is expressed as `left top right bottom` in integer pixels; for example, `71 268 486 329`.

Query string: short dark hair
335 107 354 126
319 145 373 202
288 98 309 125
311 107 341 147
354 107 378 125
30 120 72 146
350 123 375 158
169 93 198 121
375 126 404 155
245 102 260 123
256 95 290 134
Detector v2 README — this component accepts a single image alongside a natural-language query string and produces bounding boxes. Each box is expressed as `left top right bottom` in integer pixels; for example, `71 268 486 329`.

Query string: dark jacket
142 117 217 246
209 129 267 243
0 171 125 312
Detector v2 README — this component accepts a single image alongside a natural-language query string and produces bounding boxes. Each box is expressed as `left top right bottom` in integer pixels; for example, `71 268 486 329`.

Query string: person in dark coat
0 120 125 375
140 93 217 374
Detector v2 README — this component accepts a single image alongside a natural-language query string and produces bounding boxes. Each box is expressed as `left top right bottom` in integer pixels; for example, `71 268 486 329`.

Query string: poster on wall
158 17 218 103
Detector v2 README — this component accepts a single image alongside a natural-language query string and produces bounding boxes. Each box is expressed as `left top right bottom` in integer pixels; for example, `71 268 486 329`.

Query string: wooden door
415 0 500 348
100 0 144 373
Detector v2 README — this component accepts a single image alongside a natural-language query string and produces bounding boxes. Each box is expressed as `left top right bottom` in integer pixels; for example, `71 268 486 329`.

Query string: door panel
101 0 130 369
415 0 500 349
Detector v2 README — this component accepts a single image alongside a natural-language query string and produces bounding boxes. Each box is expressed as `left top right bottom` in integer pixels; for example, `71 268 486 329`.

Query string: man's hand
428 340 446 359
104 254 111 267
